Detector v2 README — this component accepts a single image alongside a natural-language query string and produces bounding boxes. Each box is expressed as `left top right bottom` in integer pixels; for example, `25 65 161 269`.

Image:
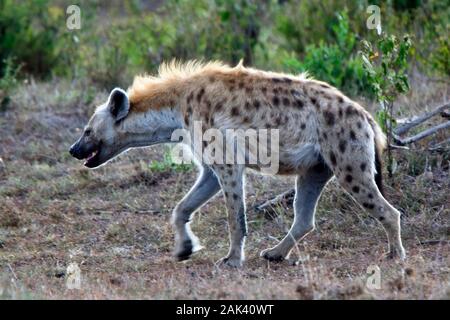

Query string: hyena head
69 88 131 168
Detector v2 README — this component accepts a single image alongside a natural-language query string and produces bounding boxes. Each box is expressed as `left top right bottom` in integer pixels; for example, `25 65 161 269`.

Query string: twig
394 102 450 135
254 189 295 215
418 240 449 246
428 137 450 151
389 144 410 150
7 263 18 281
393 121 450 145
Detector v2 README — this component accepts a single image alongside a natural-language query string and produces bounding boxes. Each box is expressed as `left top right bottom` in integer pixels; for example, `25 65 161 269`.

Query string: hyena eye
84 129 92 137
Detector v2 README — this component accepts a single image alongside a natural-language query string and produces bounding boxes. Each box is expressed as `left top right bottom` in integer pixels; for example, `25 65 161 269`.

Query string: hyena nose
69 144 77 157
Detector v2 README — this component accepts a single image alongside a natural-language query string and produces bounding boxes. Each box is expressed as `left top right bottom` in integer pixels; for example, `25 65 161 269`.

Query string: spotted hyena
69 60 406 267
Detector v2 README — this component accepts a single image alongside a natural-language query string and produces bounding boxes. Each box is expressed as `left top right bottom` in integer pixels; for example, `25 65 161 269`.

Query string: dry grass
0 76 448 299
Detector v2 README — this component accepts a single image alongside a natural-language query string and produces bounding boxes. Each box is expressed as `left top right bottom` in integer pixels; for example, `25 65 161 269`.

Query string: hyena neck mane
127 60 232 112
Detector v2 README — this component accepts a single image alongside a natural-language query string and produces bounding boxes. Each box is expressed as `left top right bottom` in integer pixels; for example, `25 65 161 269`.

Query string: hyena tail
370 118 387 196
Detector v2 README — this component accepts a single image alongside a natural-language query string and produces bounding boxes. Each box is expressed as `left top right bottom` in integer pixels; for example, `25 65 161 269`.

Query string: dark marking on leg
360 163 367 172
330 151 337 166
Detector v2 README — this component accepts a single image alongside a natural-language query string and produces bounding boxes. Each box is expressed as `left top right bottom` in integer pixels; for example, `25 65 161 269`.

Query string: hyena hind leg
336 170 406 260
261 161 333 262
172 165 221 261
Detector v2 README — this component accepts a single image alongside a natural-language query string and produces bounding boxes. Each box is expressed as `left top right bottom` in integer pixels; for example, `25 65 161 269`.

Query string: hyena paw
260 247 285 262
174 238 203 261
216 256 243 268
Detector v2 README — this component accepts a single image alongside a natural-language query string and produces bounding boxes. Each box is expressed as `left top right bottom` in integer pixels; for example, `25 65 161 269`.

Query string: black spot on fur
272 78 282 83
272 96 280 106
301 123 306 130
352 186 360 193
187 92 194 104
363 203 375 210
350 130 357 140
282 77 293 83
345 175 353 183
329 151 337 166
338 96 344 104
310 97 318 106
197 88 205 103
346 105 357 117
261 87 267 94
360 163 367 172
238 82 244 89
282 97 290 106
357 121 362 129
323 111 335 126
215 102 223 112
231 107 239 116
338 109 343 118
294 99 304 109
346 165 352 172
232 193 239 200
379 216 385 221
368 193 374 199
339 140 347 153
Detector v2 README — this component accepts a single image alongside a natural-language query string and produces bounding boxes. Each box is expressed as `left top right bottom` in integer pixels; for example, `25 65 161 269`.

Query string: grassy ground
0 76 448 299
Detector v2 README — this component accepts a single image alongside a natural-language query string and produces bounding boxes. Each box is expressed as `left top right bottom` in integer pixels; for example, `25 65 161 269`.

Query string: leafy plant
149 147 193 173
0 57 21 111
360 33 412 176
283 11 370 97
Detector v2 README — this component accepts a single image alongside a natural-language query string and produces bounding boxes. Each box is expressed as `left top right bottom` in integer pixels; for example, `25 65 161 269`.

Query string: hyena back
70 60 405 267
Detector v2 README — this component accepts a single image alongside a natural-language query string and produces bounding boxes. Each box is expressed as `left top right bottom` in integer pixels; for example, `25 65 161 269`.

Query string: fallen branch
418 240 450 246
393 121 450 145
254 189 295 216
394 102 449 135
429 137 450 151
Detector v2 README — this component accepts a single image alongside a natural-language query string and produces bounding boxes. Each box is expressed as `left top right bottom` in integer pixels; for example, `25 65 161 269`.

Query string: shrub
0 57 21 111
0 0 62 78
282 11 370 97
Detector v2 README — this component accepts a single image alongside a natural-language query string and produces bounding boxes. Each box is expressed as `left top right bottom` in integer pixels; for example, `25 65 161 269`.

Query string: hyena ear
108 88 130 122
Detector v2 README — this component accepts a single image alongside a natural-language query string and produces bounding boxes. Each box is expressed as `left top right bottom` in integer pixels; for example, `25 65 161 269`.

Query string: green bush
0 57 21 111
0 0 62 78
281 11 370 97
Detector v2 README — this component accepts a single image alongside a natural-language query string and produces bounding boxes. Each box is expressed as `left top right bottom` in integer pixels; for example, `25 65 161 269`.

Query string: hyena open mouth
84 148 100 167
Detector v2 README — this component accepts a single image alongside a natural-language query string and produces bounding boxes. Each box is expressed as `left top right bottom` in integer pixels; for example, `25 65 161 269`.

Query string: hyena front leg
172 165 221 261
261 161 333 262
212 164 247 267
